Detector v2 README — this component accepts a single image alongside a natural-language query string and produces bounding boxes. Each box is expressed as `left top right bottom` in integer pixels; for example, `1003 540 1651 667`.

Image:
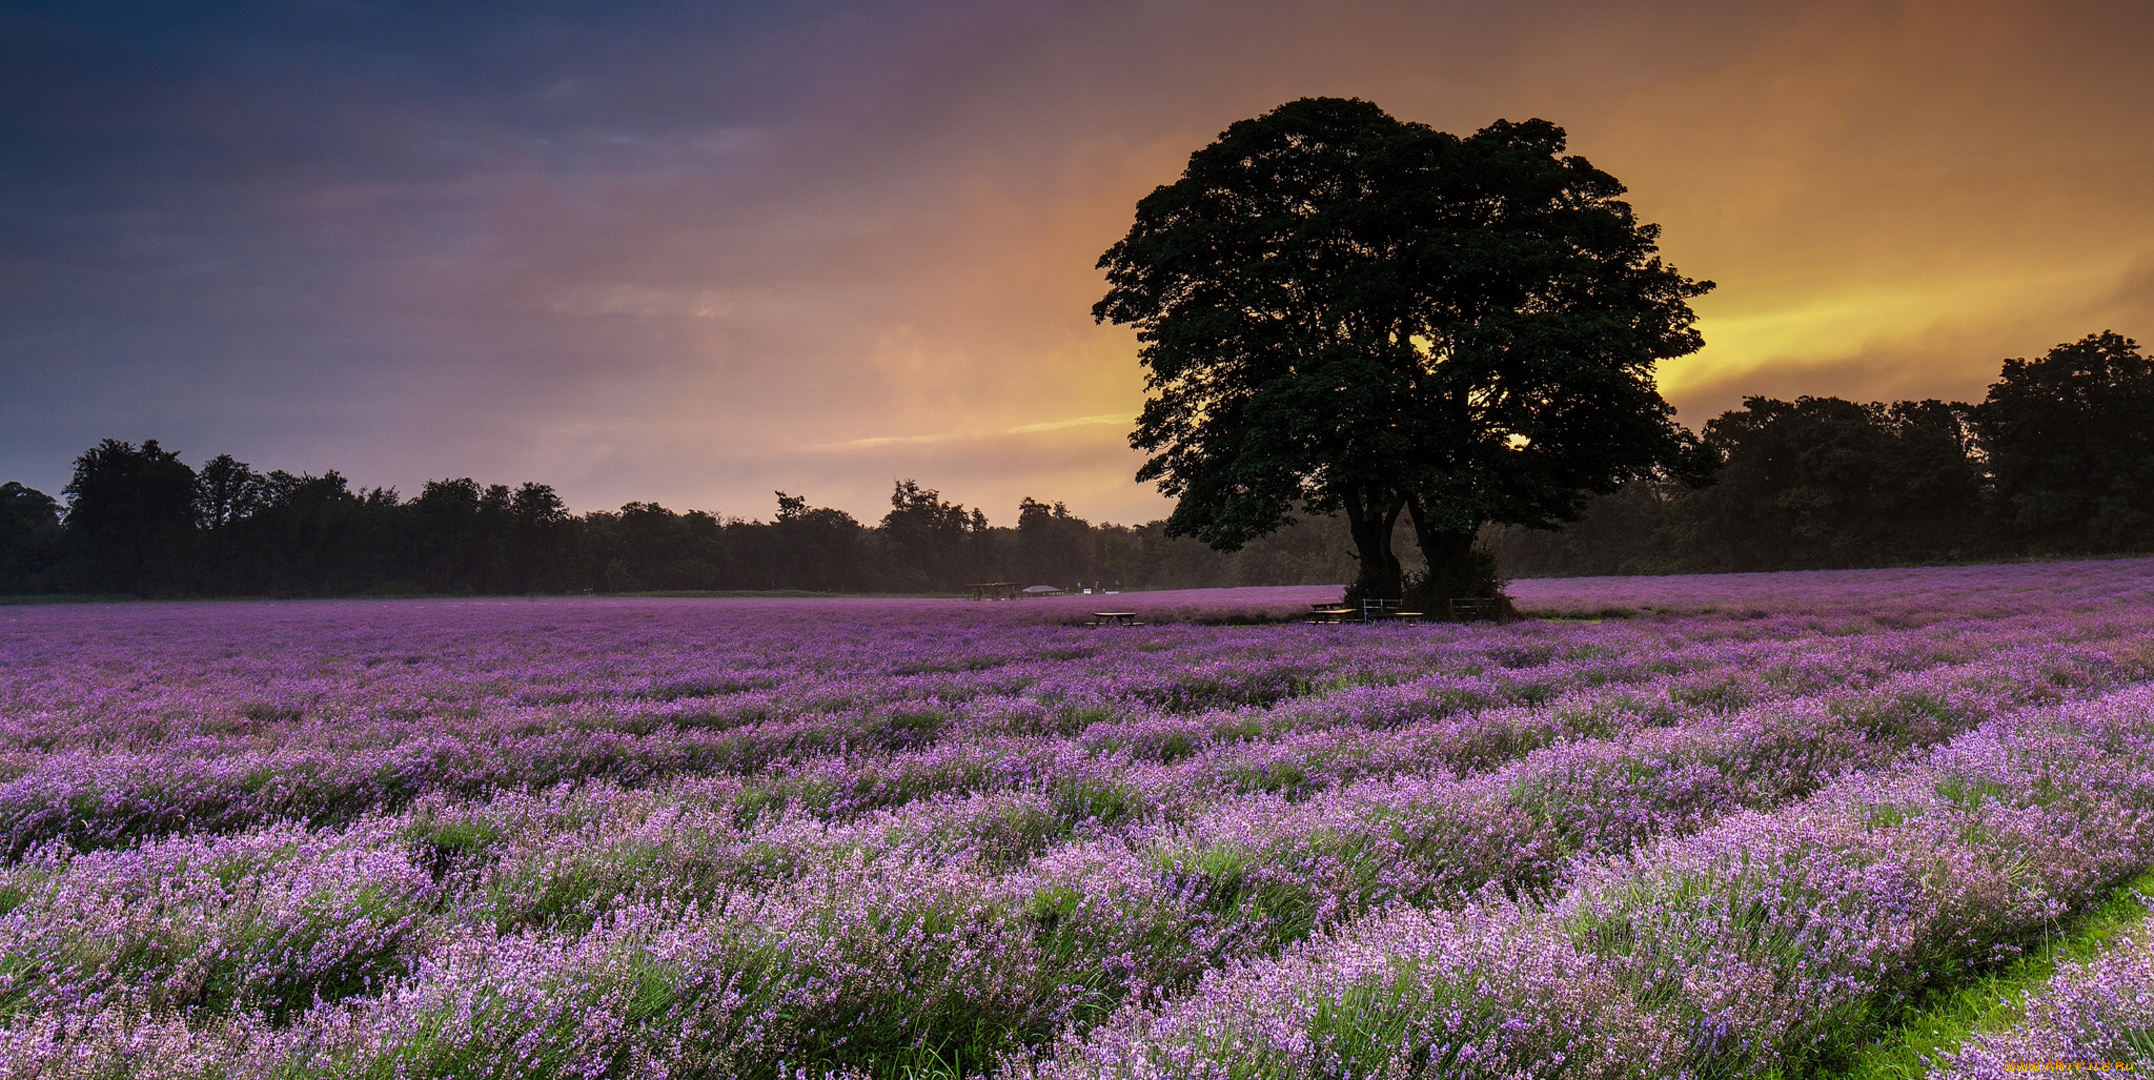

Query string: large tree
0 482 64 593
61 438 200 594
880 479 987 591
1973 331 2154 553
1095 97 1716 603
1692 396 1987 569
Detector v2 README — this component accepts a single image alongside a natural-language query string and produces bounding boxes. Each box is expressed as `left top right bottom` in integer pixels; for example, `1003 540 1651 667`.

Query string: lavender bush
1 562 2153 1077
1034 683 2154 1078
1944 923 2154 1074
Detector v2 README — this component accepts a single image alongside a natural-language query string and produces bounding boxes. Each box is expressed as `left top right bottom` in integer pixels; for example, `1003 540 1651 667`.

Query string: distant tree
195 454 265 529
61 438 200 594
494 483 572 591
1016 497 1098 586
1488 482 1691 578
1095 513 1366 591
1690 396 1988 569
403 478 516 592
1974 331 2154 552
654 505 729 590
590 501 730 591
195 454 263 590
881 480 985 590
767 492 869 592
1095 97 1717 605
20 434 1499 597
0 482 64 593
228 470 374 594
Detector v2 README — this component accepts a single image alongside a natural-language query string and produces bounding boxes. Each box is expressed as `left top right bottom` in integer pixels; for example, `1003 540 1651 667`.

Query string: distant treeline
0 461 1360 597
5 330 2149 597
1493 331 2154 575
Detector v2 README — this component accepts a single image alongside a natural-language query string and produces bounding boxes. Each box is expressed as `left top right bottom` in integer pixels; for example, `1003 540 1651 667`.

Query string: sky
3 0 2150 526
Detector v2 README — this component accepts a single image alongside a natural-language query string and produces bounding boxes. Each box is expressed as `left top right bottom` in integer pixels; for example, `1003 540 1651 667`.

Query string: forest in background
1499 331 2154 577
3 331 2149 598
0 466 1363 598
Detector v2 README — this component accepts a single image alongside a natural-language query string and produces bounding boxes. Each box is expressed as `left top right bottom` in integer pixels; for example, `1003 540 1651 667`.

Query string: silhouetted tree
399 478 514 592
1689 396 1988 569
195 454 265 529
229 471 378 594
1486 483 1689 578
766 492 871 591
61 438 200 594
631 502 729 590
1491 393 1997 575
881 480 984 590
1975 331 2154 553
1016 497 1098 586
196 454 263 589
502 483 576 592
0 482 64 593
1095 97 1717 606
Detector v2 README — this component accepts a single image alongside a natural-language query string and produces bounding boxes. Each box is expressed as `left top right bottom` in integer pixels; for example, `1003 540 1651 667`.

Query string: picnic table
1309 601 1426 624
1090 611 1141 627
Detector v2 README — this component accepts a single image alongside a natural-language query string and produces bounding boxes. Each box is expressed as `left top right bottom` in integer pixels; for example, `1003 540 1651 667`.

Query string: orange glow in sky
4 0 2149 525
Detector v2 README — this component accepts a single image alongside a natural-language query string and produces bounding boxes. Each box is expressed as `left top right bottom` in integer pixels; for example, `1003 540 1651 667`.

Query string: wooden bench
1363 608 1426 623
1448 597 1497 619
1308 598 1432 624
1089 612 1141 627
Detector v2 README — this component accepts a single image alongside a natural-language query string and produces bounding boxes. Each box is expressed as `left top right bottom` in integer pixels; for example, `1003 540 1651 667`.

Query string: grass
1837 864 2154 1079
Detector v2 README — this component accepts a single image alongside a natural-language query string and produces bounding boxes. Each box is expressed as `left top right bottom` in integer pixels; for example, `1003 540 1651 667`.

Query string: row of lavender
5 659 2152 1076
3 581 2144 876
1 563 2152 1075
1949 923 2154 1073
1029 681 2154 1079
5 567 2147 856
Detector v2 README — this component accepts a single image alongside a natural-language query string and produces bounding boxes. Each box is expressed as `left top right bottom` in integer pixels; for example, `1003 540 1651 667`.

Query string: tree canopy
1096 97 1717 602
1691 396 1984 569
1974 330 2154 552
1494 332 2154 577
14 331 2154 601
61 438 200 594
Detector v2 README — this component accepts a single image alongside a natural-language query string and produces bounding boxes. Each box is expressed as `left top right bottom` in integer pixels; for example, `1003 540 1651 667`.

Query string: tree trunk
1405 497 1495 611
1341 488 1406 601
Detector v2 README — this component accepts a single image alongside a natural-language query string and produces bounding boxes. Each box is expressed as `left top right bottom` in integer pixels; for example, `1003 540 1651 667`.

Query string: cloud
805 413 1131 452
3 0 2150 526
549 286 738 320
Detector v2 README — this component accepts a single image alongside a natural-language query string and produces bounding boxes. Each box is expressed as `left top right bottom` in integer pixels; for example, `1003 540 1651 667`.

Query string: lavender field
5 562 2154 1077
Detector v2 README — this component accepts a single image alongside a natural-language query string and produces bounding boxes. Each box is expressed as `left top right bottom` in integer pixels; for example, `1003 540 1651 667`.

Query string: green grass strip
1839 865 2154 1080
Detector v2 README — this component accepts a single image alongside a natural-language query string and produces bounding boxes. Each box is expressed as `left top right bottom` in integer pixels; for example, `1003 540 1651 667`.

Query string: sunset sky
3 0 2150 525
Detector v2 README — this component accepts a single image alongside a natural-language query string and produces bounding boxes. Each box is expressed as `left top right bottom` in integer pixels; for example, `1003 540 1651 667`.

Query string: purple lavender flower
1 561 2153 1076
